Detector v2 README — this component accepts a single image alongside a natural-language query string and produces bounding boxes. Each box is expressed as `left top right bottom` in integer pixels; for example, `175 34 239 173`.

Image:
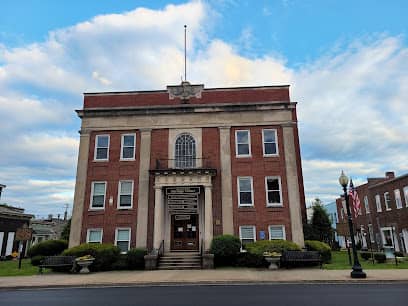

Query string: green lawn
0 259 45 276
324 251 408 270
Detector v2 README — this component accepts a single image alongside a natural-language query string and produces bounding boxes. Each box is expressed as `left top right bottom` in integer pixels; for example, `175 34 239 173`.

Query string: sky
0 0 407 218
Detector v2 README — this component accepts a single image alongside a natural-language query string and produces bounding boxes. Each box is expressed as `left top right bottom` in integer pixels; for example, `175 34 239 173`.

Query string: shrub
305 240 332 263
374 252 386 263
111 254 129 271
234 252 268 268
360 251 371 260
127 248 147 270
210 235 241 267
394 251 404 257
27 240 68 258
30 255 45 266
245 240 301 256
62 243 120 271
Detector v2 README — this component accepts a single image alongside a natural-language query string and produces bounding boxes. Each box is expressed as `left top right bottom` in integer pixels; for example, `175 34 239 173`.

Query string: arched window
175 133 196 168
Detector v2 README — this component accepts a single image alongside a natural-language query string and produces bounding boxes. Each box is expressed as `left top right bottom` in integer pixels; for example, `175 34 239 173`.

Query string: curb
2 279 408 291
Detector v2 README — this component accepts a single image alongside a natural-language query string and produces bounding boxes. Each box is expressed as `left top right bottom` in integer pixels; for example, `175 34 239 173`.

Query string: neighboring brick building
69 82 306 254
336 171 408 255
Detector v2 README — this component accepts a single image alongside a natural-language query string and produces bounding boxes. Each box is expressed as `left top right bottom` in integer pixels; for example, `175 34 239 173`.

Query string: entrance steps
158 252 201 270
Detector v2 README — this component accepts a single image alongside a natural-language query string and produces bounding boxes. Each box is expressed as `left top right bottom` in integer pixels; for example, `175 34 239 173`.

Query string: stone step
158 266 202 270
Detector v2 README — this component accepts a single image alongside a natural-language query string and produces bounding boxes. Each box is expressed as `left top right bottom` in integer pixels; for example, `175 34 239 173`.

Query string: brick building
336 171 408 255
69 82 306 254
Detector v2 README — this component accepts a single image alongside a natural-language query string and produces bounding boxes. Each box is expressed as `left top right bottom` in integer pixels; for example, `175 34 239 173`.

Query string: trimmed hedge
234 252 268 268
62 243 120 271
27 240 68 258
245 240 301 256
127 248 147 270
360 251 372 260
210 235 241 267
30 255 45 266
374 252 386 263
305 240 332 263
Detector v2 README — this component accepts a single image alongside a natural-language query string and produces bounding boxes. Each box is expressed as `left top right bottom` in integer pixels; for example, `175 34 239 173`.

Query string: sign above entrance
166 186 200 214
175 215 191 220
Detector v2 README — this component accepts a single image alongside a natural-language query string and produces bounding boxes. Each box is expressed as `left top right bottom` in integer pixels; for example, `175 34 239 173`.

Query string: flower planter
264 256 280 270
76 259 94 274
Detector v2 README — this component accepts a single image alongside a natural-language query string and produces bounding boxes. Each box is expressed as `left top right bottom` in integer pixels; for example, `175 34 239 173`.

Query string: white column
136 129 151 248
153 187 163 249
219 127 234 234
204 185 213 251
283 125 305 247
69 131 90 248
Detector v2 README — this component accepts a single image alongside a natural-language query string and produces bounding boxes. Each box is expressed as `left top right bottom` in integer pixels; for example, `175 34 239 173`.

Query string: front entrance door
171 214 199 251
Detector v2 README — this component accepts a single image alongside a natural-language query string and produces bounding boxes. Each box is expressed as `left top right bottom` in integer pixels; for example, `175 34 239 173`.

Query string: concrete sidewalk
1 268 408 289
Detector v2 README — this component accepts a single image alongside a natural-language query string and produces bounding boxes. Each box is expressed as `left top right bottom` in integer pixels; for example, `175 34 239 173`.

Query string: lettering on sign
175 215 191 220
16 228 33 241
166 186 200 213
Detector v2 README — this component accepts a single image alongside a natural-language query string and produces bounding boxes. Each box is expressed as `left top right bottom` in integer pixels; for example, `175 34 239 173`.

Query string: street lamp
339 171 367 278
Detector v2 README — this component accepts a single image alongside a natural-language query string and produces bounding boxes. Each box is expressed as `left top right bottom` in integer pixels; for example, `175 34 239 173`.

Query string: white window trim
380 226 394 248
237 176 254 207
262 129 279 157
115 227 131 253
363 196 370 214
384 192 391 211
94 134 110 161
404 186 408 207
394 189 402 209
120 133 136 161
90 181 107 210
117 180 134 209
239 225 256 251
265 176 283 207
375 194 382 212
268 225 286 240
86 228 103 243
235 130 251 157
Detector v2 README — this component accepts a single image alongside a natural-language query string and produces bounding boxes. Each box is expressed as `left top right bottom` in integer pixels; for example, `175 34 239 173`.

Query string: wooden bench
280 251 322 268
39 256 76 274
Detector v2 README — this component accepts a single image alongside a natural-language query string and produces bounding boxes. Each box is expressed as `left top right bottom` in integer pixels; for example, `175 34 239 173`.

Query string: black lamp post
339 171 367 278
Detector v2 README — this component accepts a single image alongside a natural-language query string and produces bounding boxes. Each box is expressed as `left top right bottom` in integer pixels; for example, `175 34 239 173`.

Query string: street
1 283 407 306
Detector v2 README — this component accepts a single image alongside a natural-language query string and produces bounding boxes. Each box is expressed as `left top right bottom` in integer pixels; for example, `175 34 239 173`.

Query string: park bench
280 251 322 268
39 256 76 274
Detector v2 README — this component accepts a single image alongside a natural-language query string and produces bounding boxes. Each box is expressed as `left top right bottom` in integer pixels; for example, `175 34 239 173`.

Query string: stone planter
144 254 158 270
202 253 214 269
264 256 280 270
76 259 94 274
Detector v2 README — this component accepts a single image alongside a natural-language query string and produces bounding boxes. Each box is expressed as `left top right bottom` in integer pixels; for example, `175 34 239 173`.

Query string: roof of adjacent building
0 204 34 220
83 85 291 109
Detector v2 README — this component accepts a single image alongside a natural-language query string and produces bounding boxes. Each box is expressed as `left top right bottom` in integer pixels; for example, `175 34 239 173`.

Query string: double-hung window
404 186 408 207
121 134 135 160
375 194 382 212
384 192 391 210
239 226 256 250
368 224 375 243
235 130 251 157
118 181 133 208
94 135 109 161
269 225 286 240
394 189 403 209
87 229 103 243
115 228 131 253
265 176 282 206
90 182 106 209
238 177 254 207
363 196 370 214
262 129 278 156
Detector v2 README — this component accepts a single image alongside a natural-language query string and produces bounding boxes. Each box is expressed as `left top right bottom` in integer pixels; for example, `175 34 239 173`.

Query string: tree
61 219 71 241
310 200 333 244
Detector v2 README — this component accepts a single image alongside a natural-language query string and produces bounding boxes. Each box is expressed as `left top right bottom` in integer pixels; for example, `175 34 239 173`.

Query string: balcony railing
154 158 213 170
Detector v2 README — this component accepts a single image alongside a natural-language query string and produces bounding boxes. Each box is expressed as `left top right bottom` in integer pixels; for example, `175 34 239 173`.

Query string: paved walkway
1 268 408 289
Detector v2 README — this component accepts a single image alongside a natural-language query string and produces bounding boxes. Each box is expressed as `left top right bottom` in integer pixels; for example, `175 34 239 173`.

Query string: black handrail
200 238 204 268
158 240 164 258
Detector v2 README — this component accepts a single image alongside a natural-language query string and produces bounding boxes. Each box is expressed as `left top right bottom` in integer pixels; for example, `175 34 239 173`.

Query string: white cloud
0 1 407 216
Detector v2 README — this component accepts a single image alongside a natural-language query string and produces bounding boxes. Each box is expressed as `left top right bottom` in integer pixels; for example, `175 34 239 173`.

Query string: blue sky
0 0 407 217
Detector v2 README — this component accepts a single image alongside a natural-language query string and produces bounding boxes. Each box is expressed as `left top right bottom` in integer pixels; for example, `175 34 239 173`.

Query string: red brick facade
336 172 408 254
73 84 306 251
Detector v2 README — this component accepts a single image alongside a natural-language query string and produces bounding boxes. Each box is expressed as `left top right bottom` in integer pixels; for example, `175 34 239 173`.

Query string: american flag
349 179 361 218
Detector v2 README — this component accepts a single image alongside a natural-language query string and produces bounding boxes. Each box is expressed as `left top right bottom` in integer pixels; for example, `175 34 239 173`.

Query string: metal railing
158 240 164 258
155 158 212 170
200 238 204 269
